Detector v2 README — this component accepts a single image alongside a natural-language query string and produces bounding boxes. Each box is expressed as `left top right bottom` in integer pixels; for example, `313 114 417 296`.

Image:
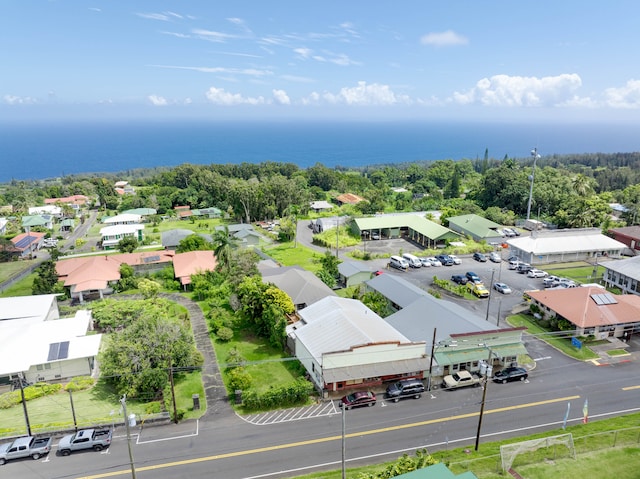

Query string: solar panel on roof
143 255 161 263
14 236 35 249
58 341 70 360
591 293 618 305
47 342 60 361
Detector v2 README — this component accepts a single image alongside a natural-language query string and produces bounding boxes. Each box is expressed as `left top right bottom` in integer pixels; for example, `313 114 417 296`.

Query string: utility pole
68 390 78 432
427 328 437 391
336 218 339 259
120 395 137 479
169 363 178 424
485 269 495 322
526 148 541 221
341 402 346 479
475 348 493 451
18 374 32 436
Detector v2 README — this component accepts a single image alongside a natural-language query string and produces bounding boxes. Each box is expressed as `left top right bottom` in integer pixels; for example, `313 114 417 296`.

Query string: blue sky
3 1 640 122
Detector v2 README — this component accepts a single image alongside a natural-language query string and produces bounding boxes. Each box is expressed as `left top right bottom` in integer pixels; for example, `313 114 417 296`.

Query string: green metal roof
447 214 502 239
121 208 158 216
434 343 528 366
21 215 49 227
353 215 459 241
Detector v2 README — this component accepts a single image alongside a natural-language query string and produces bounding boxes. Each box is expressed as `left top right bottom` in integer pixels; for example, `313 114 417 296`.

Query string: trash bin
192 394 200 410
128 413 136 427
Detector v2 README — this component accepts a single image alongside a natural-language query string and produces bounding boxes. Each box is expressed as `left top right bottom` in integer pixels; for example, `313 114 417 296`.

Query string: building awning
323 357 429 384
434 344 528 366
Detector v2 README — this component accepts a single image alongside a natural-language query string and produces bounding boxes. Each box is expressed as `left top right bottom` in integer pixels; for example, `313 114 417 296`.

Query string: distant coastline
1 119 639 183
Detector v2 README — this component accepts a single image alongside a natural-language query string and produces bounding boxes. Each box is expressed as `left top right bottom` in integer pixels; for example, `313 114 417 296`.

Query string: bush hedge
240 378 314 411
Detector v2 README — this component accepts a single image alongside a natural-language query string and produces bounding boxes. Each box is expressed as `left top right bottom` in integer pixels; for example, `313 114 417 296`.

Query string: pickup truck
58 428 112 455
442 370 483 390
0 436 53 465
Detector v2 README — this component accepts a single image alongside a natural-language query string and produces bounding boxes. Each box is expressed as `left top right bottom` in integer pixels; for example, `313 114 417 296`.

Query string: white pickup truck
442 370 483 390
0 436 53 465
58 429 112 455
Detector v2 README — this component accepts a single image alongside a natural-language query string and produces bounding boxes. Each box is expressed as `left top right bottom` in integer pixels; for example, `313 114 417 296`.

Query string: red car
340 391 377 409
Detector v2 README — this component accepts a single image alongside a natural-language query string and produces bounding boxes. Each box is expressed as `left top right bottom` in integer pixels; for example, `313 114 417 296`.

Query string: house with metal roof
10 231 46 258
507 228 626 265
262 266 336 311
99 224 144 250
162 229 213 249
309 200 333 212
102 213 142 225
173 250 218 287
352 214 460 248
338 260 375 287
0 295 102 388
29 205 62 217
608 225 640 256
526 287 640 340
601 256 640 296
22 214 54 230
121 207 158 217
446 214 504 242
336 193 365 205
287 296 428 394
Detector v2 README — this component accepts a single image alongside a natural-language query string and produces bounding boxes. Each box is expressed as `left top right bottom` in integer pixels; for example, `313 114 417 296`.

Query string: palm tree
212 226 236 270
571 174 595 197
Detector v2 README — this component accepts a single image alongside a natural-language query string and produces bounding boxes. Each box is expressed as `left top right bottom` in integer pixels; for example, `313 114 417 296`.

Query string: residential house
0 295 102 389
338 260 375 288
10 231 46 258
121 208 158 219
310 216 350 234
59 218 75 232
233 228 261 247
172 250 218 288
114 181 135 195
45 195 89 209
601 256 640 295
22 214 54 231
0 217 8 235
507 228 626 265
190 207 222 219
99 224 144 250
309 200 333 213
446 214 505 242
162 229 213 249
102 213 142 225
608 226 640 256
526 287 640 340
28 205 62 218
287 296 428 394
261 266 336 311
352 213 460 248
336 193 366 206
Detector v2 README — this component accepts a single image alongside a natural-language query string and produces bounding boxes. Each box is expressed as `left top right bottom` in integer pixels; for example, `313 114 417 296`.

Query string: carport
353 215 459 248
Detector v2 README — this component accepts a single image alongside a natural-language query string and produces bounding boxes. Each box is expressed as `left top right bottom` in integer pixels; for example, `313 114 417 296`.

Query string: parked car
436 254 454 266
448 255 462 265
451 274 468 285
492 367 528 384
467 282 490 298
543 275 561 288
340 391 377 409
371 233 381 240
419 257 432 267
426 257 442 267
0 436 53 465
389 255 409 271
58 429 112 455
442 370 482 390
465 271 481 283
527 269 548 278
402 253 422 268
489 252 502 263
385 379 425 402
502 228 517 237
493 282 512 294
516 263 533 274
473 252 487 262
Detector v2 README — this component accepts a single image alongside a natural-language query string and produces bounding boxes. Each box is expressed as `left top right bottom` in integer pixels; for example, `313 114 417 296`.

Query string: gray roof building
161 229 212 249
262 266 336 310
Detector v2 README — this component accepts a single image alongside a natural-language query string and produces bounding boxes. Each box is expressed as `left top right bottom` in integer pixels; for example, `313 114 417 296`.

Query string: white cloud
311 51 360 66
3 94 37 105
301 92 321 105
192 28 239 43
150 64 273 78
322 81 411 106
421 30 468 47
294 47 313 59
136 12 172 21
272 89 290 105
148 95 168 106
280 74 314 83
452 74 583 107
602 80 640 108
205 86 265 105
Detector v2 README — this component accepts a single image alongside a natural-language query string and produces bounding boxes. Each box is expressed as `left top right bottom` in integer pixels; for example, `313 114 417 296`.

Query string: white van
402 253 422 268
389 255 409 271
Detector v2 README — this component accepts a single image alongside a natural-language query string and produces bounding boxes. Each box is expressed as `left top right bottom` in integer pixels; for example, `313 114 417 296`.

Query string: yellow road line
622 385 640 391
78 394 580 479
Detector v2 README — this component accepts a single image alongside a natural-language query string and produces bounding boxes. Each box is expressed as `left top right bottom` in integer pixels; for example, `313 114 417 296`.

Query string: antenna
526 147 541 221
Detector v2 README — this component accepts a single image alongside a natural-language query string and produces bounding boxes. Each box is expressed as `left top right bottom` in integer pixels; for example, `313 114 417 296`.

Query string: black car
340 391 377 409
436 254 454 266
385 379 425 403
465 271 481 283
451 274 468 285
473 252 487 262
492 367 528 384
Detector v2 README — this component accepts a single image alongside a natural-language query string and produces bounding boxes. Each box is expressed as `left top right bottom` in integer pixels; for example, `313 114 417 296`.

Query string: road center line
77 394 580 479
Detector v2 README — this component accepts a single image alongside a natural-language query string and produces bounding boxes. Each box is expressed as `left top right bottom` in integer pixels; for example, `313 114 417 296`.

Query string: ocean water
1 120 639 183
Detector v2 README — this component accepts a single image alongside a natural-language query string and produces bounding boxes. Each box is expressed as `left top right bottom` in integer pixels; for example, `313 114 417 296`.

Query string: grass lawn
0 273 36 297
0 259 39 284
607 349 630 356
507 314 599 360
263 242 326 273
288 413 640 479
545 263 605 284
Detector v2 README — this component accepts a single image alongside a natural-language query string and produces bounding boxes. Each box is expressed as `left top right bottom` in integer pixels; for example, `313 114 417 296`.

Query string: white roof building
100 224 144 249
289 297 427 393
103 213 142 225
28 205 62 217
0 295 102 385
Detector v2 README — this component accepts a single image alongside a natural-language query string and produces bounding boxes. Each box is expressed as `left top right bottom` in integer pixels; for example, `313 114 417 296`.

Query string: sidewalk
586 337 637 366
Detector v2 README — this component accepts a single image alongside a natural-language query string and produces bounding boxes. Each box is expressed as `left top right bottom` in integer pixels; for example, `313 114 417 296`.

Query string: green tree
118 236 138 253
361 291 389 317
212 226 236 271
32 260 62 295
177 234 211 253
138 278 161 299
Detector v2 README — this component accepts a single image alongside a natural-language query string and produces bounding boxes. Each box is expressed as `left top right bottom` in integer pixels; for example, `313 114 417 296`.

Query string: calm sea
1 120 639 183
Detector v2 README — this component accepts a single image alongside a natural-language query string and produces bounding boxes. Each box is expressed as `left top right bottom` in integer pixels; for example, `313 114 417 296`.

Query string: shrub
227 368 253 392
217 326 234 342
23 382 63 401
145 401 163 414
0 391 21 409
241 378 314 411
65 376 95 392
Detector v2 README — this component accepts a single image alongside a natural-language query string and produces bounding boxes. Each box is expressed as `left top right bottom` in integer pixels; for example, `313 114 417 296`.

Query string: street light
526 148 541 221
